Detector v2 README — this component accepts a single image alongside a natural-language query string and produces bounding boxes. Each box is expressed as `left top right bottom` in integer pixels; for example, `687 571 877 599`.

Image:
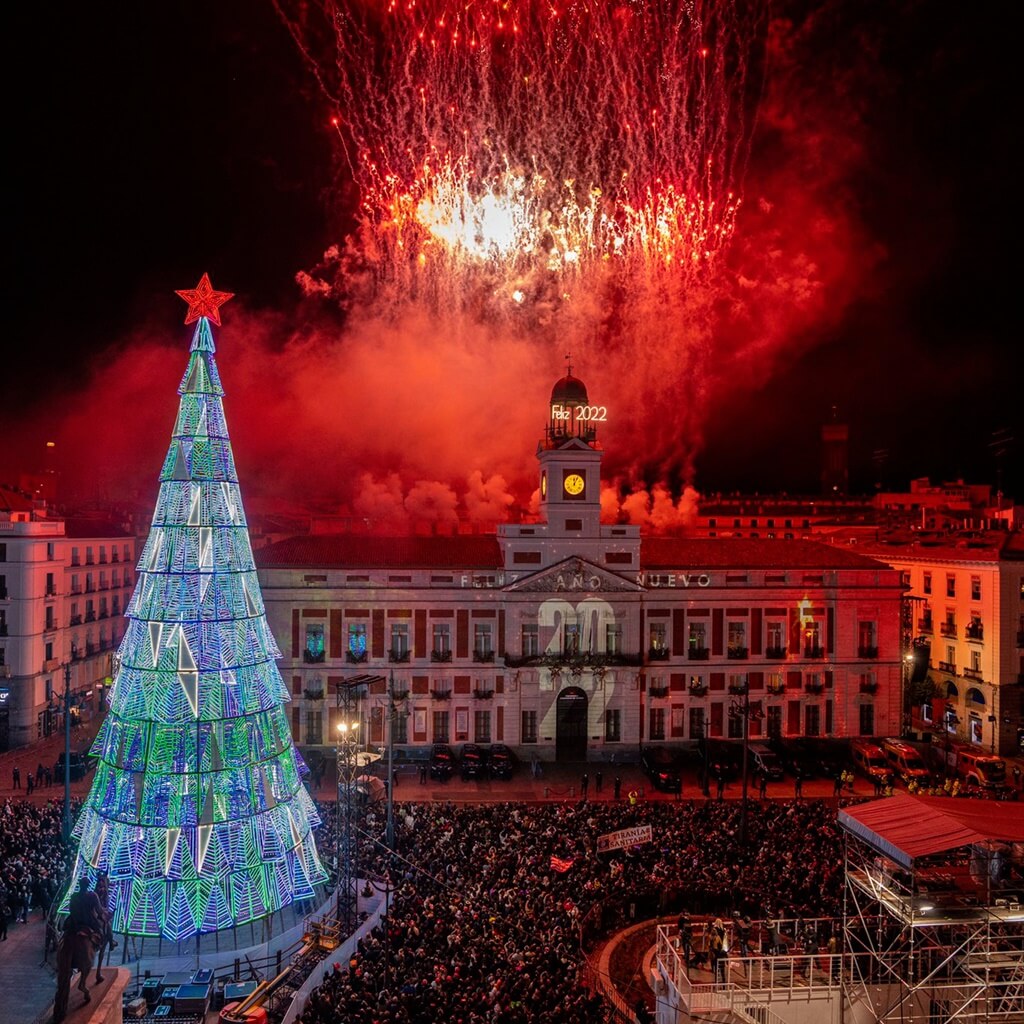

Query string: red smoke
7 3 888 532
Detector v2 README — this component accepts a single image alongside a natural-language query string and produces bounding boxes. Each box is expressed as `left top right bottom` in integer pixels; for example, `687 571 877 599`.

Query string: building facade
256 374 904 760
0 491 137 750
850 531 1024 755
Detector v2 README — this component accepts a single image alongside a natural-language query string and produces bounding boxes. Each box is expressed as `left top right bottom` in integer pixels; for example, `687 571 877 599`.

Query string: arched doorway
556 687 588 762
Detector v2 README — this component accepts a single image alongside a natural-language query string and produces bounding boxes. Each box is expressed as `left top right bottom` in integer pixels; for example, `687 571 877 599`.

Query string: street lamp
728 678 763 848
336 719 359 926
63 642 77 844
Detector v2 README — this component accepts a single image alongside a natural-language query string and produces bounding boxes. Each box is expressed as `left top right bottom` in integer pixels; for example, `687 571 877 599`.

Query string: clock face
563 472 585 497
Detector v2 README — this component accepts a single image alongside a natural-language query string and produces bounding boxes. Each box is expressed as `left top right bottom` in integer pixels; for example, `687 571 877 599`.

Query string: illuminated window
474 623 493 657
304 625 324 663
432 623 450 655
688 622 706 652
390 623 409 656
564 623 580 654
650 622 667 651
348 624 367 660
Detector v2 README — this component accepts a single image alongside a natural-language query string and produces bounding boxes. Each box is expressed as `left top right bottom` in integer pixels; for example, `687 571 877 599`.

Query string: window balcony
44 620 58 632
687 647 710 661
45 586 58 597
472 649 495 663
804 680 825 694
111 552 119 563
648 646 670 661
939 623 957 637
858 646 878 659
70 557 81 567
389 648 411 663
965 624 984 642
859 680 879 694
938 660 956 673
917 618 933 633
69 615 82 626
430 689 452 701
962 666 984 682
765 646 787 659
84 611 96 622
472 688 494 700
803 645 825 659
727 647 749 660
302 650 326 664
688 682 708 697
346 650 368 664
430 649 452 663
648 685 670 699
85 643 97 656
766 681 786 695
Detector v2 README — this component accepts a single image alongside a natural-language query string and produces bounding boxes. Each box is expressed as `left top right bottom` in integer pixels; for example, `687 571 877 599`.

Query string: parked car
488 744 517 780
698 739 740 781
54 752 92 782
769 738 817 779
429 744 457 780
640 747 683 793
793 738 850 780
460 743 489 780
747 743 785 782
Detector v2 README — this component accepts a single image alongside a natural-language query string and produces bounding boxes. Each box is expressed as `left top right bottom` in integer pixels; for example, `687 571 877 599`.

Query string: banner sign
596 825 653 854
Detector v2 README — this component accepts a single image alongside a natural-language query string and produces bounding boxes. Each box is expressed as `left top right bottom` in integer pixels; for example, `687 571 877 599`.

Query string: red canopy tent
839 794 1024 869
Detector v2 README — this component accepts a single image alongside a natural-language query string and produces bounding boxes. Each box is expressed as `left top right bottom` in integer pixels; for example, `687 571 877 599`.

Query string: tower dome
550 373 588 406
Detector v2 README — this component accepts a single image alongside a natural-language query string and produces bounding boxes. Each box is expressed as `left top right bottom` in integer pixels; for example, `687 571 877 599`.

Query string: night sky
5 0 1019 509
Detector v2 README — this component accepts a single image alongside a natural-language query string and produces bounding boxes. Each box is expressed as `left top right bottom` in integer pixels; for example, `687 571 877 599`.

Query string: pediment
505 556 643 594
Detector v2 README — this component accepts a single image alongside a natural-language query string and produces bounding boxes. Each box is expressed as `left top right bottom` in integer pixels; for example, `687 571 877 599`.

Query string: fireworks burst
277 0 764 319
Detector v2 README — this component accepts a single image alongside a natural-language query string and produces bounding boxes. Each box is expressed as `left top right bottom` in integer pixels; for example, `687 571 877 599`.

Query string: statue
93 873 117 984
53 878 104 1023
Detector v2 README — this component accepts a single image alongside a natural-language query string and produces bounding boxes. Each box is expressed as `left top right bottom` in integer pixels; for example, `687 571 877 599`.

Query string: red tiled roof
256 534 503 569
256 533 892 571
640 537 893 570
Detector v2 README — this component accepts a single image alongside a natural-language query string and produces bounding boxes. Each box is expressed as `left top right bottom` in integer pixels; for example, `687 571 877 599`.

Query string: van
748 743 784 781
881 739 930 786
955 748 1007 790
850 740 889 782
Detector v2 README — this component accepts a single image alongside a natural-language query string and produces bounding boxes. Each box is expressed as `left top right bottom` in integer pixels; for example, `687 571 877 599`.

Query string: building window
970 576 981 601
923 572 932 594
767 706 782 739
45 641 53 662
688 622 706 653
392 707 408 744
805 704 821 737
727 712 743 739
671 706 686 737
650 622 667 652
605 623 621 655
688 706 705 740
432 710 449 743
859 703 874 736
390 623 410 659
432 623 451 656
521 624 539 657
649 707 666 741
474 623 493 658
946 574 956 598
727 621 747 657
605 708 622 742
522 710 538 743
348 623 367 658
767 621 784 653
969 715 982 745
304 624 325 662
564 622 580 655
970 649 981 672
803 620 822 656
858 621 877 657
0 648 5 667
0 543 5 561
304 709 323 745
900 571 911 588
45 607 55 630
474 710 491 743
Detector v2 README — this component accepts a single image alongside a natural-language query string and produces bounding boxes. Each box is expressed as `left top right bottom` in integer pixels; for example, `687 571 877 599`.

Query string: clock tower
537 369 603 536
498 365 639 572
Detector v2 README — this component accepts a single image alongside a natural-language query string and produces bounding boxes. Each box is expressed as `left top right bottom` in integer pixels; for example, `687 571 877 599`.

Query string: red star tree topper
175 273 234 326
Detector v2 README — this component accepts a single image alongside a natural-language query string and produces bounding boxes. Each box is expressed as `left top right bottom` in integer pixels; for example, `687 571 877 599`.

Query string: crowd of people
0 798 76 939
296 796 847 1024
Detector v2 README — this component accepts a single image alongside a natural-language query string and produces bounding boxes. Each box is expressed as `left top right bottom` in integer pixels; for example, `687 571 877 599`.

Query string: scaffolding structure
841 796 1024 1023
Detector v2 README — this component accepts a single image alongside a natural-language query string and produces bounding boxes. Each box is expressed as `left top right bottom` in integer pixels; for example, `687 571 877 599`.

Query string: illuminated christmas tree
62 275 326 941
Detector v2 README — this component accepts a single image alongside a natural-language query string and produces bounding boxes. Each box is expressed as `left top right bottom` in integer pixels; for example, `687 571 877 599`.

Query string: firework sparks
277 0 762 316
